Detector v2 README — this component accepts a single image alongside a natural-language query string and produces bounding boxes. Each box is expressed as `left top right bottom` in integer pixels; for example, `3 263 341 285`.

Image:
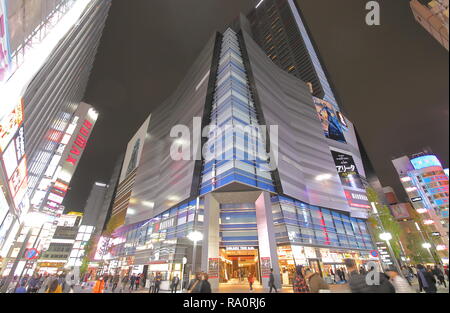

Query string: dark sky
64 0 449 211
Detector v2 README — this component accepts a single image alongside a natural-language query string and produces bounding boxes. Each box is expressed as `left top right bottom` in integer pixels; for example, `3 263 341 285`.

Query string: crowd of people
1 260 447 293
0 272 75 293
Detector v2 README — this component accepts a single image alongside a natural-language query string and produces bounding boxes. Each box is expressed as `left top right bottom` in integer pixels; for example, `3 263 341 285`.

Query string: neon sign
411 155 442 170
66 119 93 165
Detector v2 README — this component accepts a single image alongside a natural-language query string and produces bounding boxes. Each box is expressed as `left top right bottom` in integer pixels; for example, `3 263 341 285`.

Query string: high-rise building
392 151 449 263
410 0 449 50
0 0 110 276
95 13 378 291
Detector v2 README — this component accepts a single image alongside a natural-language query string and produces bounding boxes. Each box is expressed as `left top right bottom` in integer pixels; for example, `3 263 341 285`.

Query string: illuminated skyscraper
99 13 377 291
0 0 110 273
392 151 449 263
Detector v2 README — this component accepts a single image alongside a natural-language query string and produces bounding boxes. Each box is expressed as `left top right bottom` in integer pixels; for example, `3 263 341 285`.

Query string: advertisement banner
0 101 24 152
0 0 11 83
390 203 411 220
331 150 364 190
207 258 219 279
313 97 346 143
260 257 272 278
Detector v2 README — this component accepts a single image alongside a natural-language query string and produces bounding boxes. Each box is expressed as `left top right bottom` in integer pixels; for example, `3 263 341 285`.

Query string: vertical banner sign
0 0 11 83
208 258 219 279
260 257 271 278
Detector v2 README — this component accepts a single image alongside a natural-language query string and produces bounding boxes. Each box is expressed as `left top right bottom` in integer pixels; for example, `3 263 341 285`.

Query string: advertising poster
390 203 411 220
331 150 364 189
208 258 219 279
313 97 346 143
0 0 11 83
260 257 272 278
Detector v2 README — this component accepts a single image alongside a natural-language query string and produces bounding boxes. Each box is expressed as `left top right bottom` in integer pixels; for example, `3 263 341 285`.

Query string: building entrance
219 247 260 286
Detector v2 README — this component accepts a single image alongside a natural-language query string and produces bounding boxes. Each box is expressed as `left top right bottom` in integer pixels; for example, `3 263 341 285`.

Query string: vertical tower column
201 193 220 291
255 191 281 291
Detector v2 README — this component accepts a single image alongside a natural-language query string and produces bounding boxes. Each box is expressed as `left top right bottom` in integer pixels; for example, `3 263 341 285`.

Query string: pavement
74 278 449 294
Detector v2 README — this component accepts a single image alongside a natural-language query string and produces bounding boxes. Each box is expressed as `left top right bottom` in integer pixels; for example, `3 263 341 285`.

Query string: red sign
24 248 40 260
66 119 93 166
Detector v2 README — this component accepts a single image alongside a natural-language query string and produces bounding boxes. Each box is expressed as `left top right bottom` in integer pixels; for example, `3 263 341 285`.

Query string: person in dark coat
199 273 212 293
417 264 437 293
344 259 395 293
432 265 446 288
129 275 136 291
170 274 180 293
154 272 162 293
268 268 277 293
187 273 202 293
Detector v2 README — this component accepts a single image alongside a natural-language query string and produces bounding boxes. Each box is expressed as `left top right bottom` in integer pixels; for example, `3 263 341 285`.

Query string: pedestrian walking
247 272 255 292
112 274 120 293
432 265 446 288
199 272 212 293
268 268 277 293
93 276 105 293
135 275 141 290
148 273 155 293
129 274 136 291
344 259 395 293
121 274 129 293
187 273 202 293
386 266 414 293
293 266 309 293
154 272 162 293
417 264 437 293
171 274 180 293
305 268 330 293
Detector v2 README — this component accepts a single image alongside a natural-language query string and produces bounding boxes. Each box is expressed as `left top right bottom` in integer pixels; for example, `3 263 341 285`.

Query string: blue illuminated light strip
199 28 275 196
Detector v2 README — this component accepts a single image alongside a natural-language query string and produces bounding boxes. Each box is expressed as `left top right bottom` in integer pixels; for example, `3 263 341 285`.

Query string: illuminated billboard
0 0 11 83
313 97 346 143
331 150 364 189
0 101 24 152
390 203 411 220
410 155 442 170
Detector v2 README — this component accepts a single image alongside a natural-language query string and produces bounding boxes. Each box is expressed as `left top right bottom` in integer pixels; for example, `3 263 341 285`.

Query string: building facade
410 0 449 50
0 0 110 273
97 13 378 291
392 152 449 264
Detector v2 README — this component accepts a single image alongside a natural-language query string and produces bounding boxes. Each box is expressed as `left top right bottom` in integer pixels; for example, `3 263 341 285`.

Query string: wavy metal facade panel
241 30 350 213
125 34 218 225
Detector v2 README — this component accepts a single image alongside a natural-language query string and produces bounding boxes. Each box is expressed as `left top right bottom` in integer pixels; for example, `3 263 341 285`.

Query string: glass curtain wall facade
200 29 275 195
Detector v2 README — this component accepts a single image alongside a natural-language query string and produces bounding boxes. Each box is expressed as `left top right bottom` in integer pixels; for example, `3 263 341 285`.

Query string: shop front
276 245 379 285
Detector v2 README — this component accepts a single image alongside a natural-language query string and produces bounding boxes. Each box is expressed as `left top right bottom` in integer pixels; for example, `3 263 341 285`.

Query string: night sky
64 0 449 212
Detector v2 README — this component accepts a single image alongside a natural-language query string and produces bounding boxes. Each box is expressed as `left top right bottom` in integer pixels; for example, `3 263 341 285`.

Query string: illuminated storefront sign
0 101 24 152
344 190 371 209
8 156 27 197
0 0 11 83
411 155 442 170
65 120 93 166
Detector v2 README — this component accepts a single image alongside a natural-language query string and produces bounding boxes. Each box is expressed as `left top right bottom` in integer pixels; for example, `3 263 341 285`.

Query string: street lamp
422 243 432 249
187 231 203 280
379 232 392 241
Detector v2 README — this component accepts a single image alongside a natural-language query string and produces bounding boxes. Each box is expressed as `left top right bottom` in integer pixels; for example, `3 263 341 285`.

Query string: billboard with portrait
313 97 346 143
